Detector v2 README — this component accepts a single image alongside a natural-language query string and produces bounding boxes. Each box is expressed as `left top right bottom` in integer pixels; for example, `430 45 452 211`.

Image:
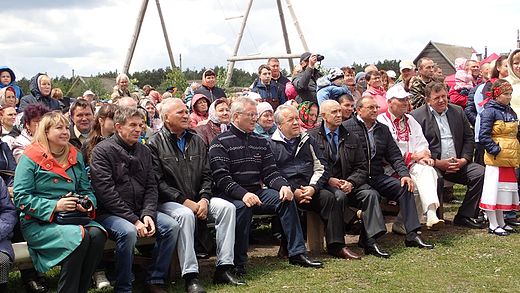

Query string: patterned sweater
209 123 289 200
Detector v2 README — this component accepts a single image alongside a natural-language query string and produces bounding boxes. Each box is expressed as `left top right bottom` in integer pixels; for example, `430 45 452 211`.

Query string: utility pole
155 0 176 69
123 0 149 74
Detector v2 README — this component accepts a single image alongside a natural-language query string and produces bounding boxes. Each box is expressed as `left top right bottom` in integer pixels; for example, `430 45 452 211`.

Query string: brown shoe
337 246 362 260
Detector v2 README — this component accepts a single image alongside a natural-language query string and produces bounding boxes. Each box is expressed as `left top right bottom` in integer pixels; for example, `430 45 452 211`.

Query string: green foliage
162 68 188 98
76 77 109 98
351 59 401 74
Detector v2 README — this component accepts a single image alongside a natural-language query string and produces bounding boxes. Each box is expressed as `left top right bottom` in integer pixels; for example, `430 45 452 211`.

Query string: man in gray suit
410 82 484 229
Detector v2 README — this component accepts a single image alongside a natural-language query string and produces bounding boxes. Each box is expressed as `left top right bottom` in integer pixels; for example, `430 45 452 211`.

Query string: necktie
329 132 338 161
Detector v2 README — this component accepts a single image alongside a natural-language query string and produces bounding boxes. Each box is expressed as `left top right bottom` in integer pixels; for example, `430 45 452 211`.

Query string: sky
1 0 519 79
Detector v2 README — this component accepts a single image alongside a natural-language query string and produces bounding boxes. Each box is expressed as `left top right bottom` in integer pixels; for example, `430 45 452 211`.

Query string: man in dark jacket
194 69 226 103
90 107 178 293
268 57 290 94
251 64 286 110
309 100 388 258
147 99 243 291
292 52 323 103
410 82 485 229
68 99 94 150
19 73 62 112
209 96 323 276
344 96 434 251
269 104 361 260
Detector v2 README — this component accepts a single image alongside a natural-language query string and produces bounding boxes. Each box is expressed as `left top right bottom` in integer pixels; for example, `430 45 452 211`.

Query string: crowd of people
0 48 519 293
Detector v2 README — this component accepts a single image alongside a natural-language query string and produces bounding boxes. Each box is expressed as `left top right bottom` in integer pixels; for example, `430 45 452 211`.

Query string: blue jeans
100 213 179 293
227 188 306 267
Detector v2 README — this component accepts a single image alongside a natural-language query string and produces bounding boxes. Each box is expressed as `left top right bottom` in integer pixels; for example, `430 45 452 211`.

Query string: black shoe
288 254 323 268
505 218 520 227
488 227 510 236
231 265 247 277
405 235 434 249
25 280 48 293
453 215 485 229
185 278 206 293
213 270 246 286
360 242 390 258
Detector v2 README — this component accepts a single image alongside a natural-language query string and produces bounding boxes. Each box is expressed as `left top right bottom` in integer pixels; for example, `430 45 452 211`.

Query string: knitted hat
354 72 366 83
257 102 274 117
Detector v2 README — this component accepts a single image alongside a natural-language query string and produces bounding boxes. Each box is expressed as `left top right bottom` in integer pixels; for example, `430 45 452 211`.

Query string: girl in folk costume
479 79 520 236
377 84 444 230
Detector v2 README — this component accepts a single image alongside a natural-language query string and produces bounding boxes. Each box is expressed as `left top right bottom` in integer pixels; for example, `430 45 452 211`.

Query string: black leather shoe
185 278 206 293
361 243 390 258
231 265 247 277
505 218 520 227
196 252 210 259
25 280 48 293
289 254 323 268
405 235 434 249
453 215 485 229
213 270 246 286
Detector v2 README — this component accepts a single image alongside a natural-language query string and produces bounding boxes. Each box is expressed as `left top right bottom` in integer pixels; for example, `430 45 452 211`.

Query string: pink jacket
363 86 387 115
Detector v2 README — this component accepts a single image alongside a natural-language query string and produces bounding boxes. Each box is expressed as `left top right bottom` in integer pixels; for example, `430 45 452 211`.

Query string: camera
72 193 93 210
316 54 325 62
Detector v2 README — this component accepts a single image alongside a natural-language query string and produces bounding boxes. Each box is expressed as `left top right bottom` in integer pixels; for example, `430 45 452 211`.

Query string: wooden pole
123 0 149 74
227 53 301 62
284 0 309 52
155 0 176 69
276 0 294 72
224 0 254 87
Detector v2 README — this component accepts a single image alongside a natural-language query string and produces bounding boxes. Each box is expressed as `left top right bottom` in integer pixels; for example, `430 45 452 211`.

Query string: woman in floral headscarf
297 101 319 132
194 98 230 146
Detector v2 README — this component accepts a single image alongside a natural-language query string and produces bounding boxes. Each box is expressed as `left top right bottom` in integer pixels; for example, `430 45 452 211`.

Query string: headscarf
208 98 229 133
297 101 318 130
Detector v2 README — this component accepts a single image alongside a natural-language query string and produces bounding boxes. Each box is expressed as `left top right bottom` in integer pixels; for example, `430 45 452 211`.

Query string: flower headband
486 82 513 98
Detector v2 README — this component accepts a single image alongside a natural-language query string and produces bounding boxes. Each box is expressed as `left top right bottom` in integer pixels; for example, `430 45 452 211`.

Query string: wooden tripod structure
123 0 175 74
224 0 309 87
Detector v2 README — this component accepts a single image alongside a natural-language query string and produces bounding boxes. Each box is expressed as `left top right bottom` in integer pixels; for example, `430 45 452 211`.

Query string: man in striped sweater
209 97 323 276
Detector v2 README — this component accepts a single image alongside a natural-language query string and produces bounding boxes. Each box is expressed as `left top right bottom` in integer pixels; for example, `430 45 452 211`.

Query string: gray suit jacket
410 104 474 163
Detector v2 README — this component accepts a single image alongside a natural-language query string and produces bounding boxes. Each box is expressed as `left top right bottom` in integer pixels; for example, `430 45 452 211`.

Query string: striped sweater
209 124 289 200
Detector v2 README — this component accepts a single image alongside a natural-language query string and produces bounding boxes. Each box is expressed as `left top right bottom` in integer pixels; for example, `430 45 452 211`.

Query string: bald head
320 100 340 115
320 100 342 130
117 97 137 108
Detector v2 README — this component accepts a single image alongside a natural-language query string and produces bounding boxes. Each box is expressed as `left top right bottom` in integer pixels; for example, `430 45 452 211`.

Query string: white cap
386 84 410 100
399 60 415 72
386 70 397 79
83 90 95 97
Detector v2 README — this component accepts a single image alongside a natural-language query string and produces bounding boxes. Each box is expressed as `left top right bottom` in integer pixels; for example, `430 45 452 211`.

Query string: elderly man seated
411 82 485 229
268 104 361 260
377 84 444 230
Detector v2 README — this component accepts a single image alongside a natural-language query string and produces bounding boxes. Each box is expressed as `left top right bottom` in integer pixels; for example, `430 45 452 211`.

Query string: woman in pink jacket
363 70 387 114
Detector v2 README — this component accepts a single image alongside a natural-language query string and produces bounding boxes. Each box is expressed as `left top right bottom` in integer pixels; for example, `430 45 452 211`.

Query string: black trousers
368 174 421 239
439 162 484 219
299 188 345 247
58 227 107 293
327 184 387 241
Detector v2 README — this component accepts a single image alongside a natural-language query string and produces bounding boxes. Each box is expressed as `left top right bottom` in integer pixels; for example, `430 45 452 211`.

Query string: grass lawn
9 186 520 292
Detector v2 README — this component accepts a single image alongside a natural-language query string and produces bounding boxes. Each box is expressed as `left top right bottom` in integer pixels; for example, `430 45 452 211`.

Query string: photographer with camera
292 52 324 104
13 112 107 293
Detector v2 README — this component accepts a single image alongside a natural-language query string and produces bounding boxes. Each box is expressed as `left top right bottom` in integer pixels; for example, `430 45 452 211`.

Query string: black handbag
54 167 91 226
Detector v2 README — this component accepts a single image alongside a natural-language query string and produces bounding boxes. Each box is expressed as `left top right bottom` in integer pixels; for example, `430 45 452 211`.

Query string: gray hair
159 98 184 121
355 95 374 110
117 97 137 108
116 73 129 84
274 104 297 125
113 106 144 125
230 96 257 118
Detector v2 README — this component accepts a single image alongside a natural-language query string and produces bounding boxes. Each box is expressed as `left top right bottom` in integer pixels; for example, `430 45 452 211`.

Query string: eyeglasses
239 112 258 119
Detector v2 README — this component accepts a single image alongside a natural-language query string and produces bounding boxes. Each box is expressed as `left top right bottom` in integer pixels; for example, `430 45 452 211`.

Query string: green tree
76 77 110 99
161 68 188 99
